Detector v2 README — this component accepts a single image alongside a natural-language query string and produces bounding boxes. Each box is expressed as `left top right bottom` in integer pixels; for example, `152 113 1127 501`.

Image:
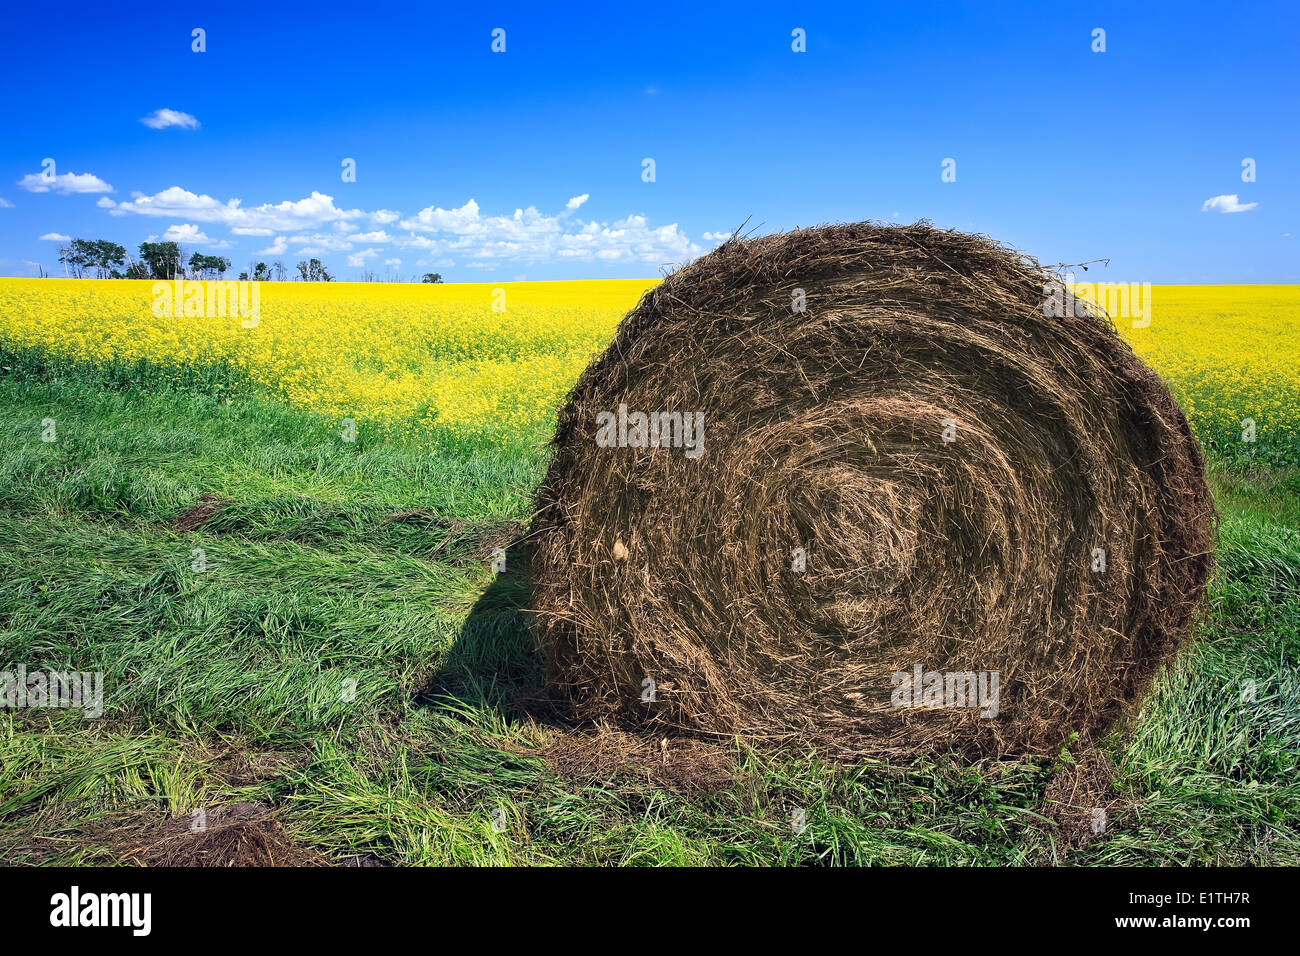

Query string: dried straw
529 222 1214 758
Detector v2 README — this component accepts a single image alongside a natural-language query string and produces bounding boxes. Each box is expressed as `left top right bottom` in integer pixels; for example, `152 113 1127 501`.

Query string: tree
421 272 443 283
57 242 89 278
295 258 333 282
251 262 272 282
56 238 124 279
138 241 185 279
272 261 288 281
187 252 231 279
89 240 126 278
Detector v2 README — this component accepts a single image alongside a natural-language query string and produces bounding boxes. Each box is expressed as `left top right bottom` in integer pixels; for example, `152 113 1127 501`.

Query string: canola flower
1109 285 1300 464
0 278 653 445
0 278 1295 461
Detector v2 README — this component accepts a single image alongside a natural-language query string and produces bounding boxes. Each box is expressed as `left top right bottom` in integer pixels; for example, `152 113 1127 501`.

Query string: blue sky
1 0 1295 282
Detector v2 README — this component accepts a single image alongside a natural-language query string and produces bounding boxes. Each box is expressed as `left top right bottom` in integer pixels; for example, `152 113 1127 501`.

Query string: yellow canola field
0 278 1295 456
1119 285 1300 457
0 278 653 443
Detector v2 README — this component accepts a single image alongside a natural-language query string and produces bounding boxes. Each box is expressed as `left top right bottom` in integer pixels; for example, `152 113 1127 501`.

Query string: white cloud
384 257 402 267
140 109 200 130
701 231 734 241
106 187 365 233
288 232 353 252
1201 194 1258 214
18 171 114 194
347 248 380 267
0 197 13 208
93 182 712 269
160 223 211 243
400 198 484 234
396 197 708 266
39 232 71 241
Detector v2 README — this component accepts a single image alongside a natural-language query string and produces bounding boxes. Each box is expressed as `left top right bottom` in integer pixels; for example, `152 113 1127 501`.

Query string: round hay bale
529 222 1214 758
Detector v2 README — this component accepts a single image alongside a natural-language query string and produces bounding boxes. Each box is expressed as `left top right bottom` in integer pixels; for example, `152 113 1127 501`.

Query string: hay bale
529 222 1214 758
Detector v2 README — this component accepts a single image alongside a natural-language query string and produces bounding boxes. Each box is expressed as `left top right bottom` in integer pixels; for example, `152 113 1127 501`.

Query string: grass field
0 279 1297 865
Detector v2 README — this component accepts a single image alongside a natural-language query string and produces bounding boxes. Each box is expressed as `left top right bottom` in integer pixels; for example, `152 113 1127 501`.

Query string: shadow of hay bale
416 539 546 720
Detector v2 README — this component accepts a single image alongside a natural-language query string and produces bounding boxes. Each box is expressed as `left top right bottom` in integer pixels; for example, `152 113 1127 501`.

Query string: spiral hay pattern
529 223 1214 757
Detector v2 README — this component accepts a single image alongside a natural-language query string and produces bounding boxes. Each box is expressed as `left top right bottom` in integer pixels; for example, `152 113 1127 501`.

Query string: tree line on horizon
52 237 443 283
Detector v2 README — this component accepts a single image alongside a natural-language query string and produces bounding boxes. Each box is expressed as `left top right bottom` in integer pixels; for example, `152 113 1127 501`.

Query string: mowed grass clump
0 356 1297 865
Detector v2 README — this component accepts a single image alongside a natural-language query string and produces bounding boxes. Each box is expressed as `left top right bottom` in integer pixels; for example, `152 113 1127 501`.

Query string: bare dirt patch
174 492 227 532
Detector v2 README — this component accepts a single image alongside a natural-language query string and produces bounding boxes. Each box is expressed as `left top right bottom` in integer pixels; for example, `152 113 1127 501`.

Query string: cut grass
0 370 1297 866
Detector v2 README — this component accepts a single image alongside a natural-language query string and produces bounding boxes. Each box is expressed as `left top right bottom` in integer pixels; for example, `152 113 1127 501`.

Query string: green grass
0 369 1297 866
